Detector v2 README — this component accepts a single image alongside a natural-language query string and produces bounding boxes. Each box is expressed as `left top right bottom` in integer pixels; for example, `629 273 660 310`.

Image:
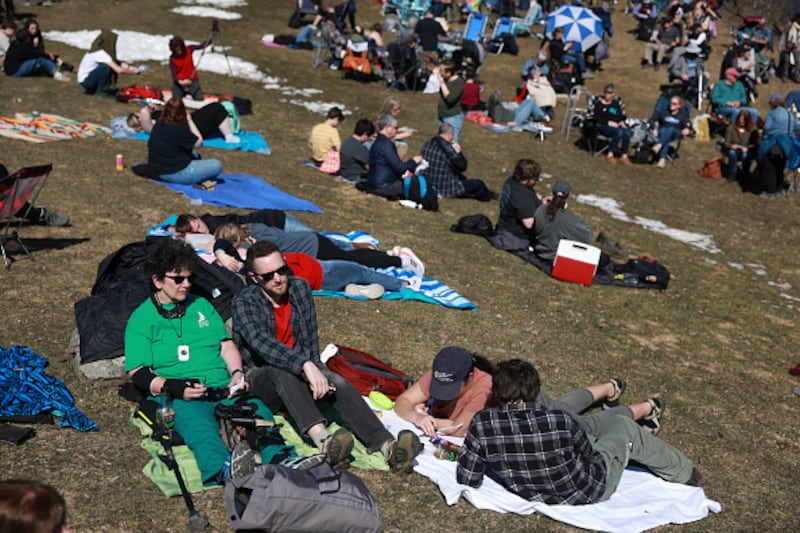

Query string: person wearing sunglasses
589 83 633 165
125 238 311 486
232 240 423 473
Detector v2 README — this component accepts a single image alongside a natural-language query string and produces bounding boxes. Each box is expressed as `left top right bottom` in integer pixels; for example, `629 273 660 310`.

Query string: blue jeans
461 178 494 201
718 105 760 125
514 98 547 124
80 63 112 94
597 124 632 156
159 158 222 185
320 259 405 292
439 112 464 143
12 57 56 77
726 148 752 180
656 127 682 159
562 50 586 73
283 213 315 233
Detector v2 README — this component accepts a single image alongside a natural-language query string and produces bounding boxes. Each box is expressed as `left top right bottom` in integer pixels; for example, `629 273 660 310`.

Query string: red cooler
551 240 601 287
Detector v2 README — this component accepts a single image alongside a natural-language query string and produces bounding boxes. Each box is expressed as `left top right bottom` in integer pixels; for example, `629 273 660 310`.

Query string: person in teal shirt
125 238 309 486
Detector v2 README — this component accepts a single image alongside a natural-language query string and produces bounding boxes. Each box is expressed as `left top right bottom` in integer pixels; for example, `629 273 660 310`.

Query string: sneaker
278 453 326 470
397 246 424 277
641 396 665 436
53 71 70 82
685 467 706 487
657 158 666 168
620 154 632 166
229 443 258 480
345 283 385 300
602 377 626 410
224 134 241 144
388 430 423 474
322 428 354 468
596 231 630 257
44 211 69 227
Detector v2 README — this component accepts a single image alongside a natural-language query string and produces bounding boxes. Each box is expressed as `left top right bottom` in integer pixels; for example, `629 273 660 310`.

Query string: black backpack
403 174 439 211
624 258 670 289
450 214 495 237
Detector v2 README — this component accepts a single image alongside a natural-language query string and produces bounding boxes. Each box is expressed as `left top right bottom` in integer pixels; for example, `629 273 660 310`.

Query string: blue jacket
367 134 417 190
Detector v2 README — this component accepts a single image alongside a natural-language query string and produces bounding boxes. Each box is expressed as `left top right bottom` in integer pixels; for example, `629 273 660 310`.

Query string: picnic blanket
154 173 322 213
375 403 721 533
0 345 98 432
0 112 110 143
112 124 271 155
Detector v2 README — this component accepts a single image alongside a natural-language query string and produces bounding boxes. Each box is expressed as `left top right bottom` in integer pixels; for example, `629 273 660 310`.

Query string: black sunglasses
254 264 290 283
164 274 193 284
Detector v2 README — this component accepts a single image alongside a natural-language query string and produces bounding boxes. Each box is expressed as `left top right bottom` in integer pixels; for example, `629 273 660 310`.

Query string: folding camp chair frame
0 163 53 270
491 16 515 54
462 12 488 43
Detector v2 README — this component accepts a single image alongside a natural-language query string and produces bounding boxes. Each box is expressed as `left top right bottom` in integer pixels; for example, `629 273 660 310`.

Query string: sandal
641 396 665 436
602 377 626 410
192 180 217 191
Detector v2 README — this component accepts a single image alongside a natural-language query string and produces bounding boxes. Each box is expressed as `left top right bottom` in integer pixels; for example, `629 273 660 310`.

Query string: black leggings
315 236 401 269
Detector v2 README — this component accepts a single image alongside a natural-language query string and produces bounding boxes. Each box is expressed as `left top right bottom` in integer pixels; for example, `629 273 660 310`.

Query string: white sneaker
344 283 385 300
225 134 241 144
53 71 70 82
657 158 666 168
398 246 424 277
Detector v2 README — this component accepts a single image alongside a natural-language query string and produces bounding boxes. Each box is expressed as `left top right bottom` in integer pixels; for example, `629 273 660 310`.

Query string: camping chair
311 23 341 69
561 85 593 142
512 1 543 37
0 163 52 270
463 12 488 43
490 16 515 55
342 37 380 81
402 0 430 23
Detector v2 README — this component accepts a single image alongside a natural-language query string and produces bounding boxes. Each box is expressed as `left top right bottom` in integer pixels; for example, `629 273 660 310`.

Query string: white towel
372 399 722 533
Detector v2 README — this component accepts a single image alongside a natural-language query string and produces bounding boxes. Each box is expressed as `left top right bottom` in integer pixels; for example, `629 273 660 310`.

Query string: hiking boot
230 443 258 480
685 467 706 487
596 231 630 257
345 283 385 300
602 377 627 410
641 396 665 436
322 428 354 468
278 453 326 470
388 430 423 474
44 210 69 227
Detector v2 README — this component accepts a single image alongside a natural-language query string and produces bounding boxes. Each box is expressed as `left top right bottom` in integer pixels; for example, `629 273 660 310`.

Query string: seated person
420 123 495 201
461 68 486 112
339 118 375 184
373 96 414 159
651 95 693 168
549 26 592 79
642 18 682 70
514 66 556 123
309 107 344 165
722 108 758 182
0 163 69 226
129 101 240 144
0 479 72 533
146 97 223 186
632 0 658 41
124 238 312 486
3 26 64 80
77 28 144 96
711 67 759 124
489 158 545 253
0 20 18 72
755 93 799 198
456 359 705 503
364 113 423 199
232 240 423 472
168 35 211 101
589 84 632 165
667 42 709 104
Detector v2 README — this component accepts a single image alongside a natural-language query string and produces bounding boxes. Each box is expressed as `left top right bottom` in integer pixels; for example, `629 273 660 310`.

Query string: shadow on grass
2 237 90 266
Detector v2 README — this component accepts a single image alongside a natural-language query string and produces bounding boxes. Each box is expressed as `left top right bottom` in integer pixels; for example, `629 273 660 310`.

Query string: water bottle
115 154 124 171
156 397 175 430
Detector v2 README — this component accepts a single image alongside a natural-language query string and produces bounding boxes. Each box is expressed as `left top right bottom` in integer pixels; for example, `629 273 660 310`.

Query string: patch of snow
171 6 242 19
178 0 247 7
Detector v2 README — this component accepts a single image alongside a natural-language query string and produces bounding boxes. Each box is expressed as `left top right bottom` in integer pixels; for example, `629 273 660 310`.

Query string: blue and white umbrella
545 5 603 53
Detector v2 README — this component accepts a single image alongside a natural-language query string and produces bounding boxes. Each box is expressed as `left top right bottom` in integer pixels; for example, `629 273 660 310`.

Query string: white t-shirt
0 32 11 55
77 49 113 83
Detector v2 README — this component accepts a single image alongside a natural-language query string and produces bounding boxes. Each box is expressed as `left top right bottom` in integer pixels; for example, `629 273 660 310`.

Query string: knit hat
552 180 571 198
429 347 473 401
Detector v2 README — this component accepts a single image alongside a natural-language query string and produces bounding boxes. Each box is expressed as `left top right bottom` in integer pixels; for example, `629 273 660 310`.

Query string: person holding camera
125 238 308 486
169 31 213 101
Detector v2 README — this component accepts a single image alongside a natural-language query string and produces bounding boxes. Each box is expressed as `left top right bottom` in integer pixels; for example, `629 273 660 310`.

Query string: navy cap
429 347 473 401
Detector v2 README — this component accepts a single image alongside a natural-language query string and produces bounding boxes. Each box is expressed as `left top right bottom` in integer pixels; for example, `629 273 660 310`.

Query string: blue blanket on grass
0 345 98 432
154 173 322 213
114 127 271 155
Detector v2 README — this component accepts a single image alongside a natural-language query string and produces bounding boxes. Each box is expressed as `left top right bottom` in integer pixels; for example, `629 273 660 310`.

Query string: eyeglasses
254 264 290 283
164 274 193 284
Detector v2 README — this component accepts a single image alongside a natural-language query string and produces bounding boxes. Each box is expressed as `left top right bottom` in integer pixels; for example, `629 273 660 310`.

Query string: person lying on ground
0 163 69 226
124 238 317 487
232 240 424 472
395 347 663 438
146 96 223 186
456 359 705 504
420 122 495 201
309 107 344 165
169 34 211 101
365 113 423 199
77 28 144 96
339 118 375 184
129 101 240 144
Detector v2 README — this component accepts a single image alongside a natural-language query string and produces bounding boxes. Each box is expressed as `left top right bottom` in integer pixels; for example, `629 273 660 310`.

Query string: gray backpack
225 461 383 532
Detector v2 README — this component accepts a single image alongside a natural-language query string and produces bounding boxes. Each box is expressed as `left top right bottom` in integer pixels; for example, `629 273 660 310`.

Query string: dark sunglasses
164 274 193 284
254 264 290 283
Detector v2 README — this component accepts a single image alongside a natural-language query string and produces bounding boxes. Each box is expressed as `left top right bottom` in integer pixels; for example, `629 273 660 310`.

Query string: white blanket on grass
374 400 722 533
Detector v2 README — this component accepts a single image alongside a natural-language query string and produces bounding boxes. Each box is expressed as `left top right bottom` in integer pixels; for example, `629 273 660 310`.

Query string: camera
211 19 220 33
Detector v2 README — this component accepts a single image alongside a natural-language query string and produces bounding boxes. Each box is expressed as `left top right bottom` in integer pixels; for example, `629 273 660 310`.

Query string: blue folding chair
490 16 514 54
463 12 488 42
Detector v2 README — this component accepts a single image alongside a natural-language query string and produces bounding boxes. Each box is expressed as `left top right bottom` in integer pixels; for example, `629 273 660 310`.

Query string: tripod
193 19 236 87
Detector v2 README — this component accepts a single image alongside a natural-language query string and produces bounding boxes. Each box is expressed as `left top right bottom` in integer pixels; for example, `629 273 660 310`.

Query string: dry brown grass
1 0 800 531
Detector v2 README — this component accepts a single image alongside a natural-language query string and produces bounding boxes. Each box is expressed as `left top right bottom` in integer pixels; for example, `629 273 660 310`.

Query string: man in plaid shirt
457 359 705 504
420 123 496 201
232 240 422 473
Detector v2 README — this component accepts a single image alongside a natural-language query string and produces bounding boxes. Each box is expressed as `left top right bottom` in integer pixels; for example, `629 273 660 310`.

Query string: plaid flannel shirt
421 136 465 198
231 277 321 375
456 402 607 505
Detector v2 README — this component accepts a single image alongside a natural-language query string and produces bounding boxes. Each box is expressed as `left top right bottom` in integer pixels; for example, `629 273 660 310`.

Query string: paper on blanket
373 400 721 532
154 173 322 213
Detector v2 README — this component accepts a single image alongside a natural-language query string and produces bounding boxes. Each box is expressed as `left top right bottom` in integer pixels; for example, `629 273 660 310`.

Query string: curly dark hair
144 238 196 281
0 479 68 533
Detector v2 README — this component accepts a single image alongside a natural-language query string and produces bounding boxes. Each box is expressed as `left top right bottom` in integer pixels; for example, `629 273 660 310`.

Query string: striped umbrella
545 5 604 53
